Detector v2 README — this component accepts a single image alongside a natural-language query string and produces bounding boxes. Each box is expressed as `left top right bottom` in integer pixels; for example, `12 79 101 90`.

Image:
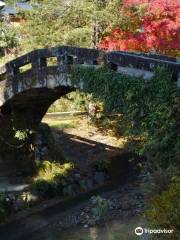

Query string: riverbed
31 217 146 240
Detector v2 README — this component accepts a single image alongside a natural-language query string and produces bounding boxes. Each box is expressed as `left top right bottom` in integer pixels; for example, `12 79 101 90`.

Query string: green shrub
32 178 57 199
143 165 180 198
91 196 111 222
48 91 89 113
145 177 180 237
0 22 19 55
93 158 111 172
32 161 74 198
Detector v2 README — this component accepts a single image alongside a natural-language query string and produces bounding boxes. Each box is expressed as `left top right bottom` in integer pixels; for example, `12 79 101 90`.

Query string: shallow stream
31 217 146 240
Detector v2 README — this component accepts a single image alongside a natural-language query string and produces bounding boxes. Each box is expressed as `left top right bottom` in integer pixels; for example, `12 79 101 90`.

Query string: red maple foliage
99 0 180 56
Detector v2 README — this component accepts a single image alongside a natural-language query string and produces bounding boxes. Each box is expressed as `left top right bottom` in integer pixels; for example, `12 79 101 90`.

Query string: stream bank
0 115 146 239
27 174 146 240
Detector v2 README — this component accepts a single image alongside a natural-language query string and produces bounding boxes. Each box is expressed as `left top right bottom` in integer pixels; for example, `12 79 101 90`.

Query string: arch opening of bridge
0 46 179 158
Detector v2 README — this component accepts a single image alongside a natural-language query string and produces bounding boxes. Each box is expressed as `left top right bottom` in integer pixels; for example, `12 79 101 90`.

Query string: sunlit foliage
100 0 180 56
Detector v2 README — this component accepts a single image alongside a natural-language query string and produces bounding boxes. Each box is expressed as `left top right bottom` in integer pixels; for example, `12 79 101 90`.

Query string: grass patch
42 119 78 129
32 161 75 198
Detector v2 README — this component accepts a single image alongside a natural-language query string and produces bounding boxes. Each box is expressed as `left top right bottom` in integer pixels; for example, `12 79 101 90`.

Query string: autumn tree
99 0 180 57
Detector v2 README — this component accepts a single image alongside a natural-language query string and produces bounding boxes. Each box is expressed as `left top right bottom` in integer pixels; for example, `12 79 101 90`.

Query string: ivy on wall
70 65 180 169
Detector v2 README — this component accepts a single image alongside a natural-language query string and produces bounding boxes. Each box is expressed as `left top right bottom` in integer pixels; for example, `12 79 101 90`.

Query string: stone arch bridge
0 46 179 149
